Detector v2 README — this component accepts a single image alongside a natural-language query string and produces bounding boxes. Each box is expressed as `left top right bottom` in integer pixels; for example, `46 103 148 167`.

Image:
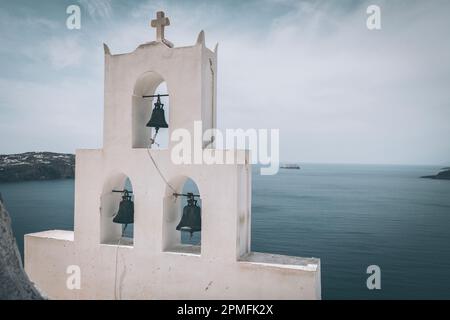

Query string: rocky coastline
0 152 74 183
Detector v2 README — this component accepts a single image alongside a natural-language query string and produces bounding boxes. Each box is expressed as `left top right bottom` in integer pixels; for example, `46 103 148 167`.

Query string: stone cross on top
151 11 171 44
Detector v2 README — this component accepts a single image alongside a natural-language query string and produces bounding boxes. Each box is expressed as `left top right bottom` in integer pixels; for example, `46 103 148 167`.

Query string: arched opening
179 178 202 246
100 173 134 246
132 71 170 149
163 177 202 255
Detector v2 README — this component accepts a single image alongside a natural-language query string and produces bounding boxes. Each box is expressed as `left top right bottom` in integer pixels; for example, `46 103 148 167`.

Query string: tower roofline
103 33 216 58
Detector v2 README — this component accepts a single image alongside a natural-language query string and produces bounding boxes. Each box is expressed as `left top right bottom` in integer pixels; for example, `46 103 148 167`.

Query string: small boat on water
280 163 301 169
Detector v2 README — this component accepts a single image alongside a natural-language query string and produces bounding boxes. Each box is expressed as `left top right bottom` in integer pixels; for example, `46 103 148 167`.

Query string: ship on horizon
280 163 301 169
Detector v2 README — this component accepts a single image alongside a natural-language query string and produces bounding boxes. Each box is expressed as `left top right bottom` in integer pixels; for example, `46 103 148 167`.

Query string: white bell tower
24 11 321 300
103 11 216 152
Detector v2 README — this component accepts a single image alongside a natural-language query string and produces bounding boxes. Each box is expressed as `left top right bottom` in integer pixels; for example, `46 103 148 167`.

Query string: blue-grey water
1 164 450 299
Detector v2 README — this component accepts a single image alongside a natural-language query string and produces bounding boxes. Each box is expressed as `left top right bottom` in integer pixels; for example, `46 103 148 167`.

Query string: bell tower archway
162 176 202 255
100 172 134 246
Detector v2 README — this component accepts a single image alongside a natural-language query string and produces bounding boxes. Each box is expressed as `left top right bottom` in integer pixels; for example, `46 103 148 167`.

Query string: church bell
176 193 201 237
146 95 168 129
112 190 134 225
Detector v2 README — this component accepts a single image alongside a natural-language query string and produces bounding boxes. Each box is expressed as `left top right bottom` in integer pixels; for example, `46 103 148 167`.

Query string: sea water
1 164 449 299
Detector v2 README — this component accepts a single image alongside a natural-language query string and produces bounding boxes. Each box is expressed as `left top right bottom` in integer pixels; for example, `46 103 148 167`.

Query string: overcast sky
0 0 449 165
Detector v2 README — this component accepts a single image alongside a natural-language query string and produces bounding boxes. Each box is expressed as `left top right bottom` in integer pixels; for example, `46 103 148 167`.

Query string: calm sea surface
1 163 449 299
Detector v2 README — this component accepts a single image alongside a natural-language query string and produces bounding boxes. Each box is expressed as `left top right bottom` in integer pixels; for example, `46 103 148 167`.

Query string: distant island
421 168 450 180
0 152 74 183
280 163 301 169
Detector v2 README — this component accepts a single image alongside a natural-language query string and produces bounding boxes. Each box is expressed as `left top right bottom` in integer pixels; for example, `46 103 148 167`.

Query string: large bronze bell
146 95 168 129
113 190 134 225
176 193 201 237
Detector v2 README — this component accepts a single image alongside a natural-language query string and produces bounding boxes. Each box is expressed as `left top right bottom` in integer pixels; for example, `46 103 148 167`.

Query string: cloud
1 0 449 165
0 10 58 58
0 76 103 153
44 37 87 69
78 0 113 21
213 0 450 164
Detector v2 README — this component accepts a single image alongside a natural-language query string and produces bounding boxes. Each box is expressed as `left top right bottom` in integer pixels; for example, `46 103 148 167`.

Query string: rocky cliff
421 168 450 180
0 152 74 183
0 194 44 299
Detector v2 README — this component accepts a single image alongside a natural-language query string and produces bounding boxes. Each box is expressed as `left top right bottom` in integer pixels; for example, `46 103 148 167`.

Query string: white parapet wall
25 230 320 299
